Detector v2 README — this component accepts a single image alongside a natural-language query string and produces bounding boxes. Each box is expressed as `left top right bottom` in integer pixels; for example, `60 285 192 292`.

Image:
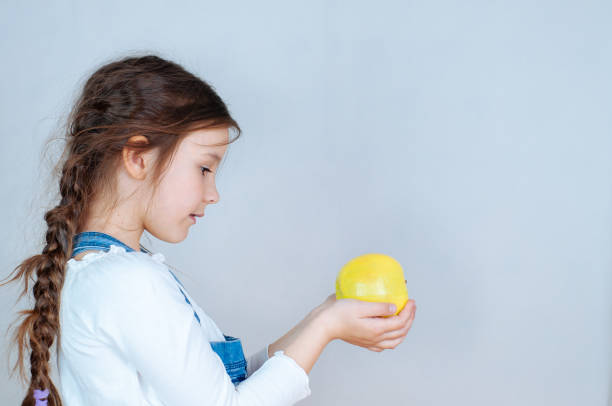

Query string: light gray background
1 1 610 405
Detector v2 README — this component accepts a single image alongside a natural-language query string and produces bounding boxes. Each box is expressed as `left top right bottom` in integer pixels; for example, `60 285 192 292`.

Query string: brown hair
0 54 241 406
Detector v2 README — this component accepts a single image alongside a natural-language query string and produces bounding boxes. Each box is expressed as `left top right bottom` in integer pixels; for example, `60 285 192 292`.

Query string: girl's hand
315 293 417 352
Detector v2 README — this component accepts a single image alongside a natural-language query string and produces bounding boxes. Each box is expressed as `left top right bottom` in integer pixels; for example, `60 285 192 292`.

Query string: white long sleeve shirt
57 244 312 405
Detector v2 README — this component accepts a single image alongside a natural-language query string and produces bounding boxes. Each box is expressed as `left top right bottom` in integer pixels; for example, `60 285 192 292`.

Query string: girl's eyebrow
200 152 222 161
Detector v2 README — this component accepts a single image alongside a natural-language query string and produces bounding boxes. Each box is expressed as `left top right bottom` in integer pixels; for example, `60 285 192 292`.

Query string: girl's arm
268 294 417 374
267 305 330 375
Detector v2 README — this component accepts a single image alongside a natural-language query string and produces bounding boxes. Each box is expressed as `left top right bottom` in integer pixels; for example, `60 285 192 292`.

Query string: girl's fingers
404 300 416 315
367 335 404 352
379 315 414 341
375 337 404 350
369 303 415 335
365 301 417 352
373 305 416 340
387 300 415 321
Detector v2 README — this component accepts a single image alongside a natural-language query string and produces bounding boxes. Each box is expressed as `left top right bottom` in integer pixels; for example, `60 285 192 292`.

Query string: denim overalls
70 231 248 385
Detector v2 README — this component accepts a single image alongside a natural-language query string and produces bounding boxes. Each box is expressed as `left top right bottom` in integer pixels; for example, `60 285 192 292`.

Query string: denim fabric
210 335 248 385
70 231 248 385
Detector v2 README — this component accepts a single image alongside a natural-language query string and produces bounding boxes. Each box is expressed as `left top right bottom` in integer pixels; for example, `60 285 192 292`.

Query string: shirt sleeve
95 259 311 406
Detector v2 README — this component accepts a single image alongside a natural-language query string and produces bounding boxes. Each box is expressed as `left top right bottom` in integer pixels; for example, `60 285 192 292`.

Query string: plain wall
1 1 610 405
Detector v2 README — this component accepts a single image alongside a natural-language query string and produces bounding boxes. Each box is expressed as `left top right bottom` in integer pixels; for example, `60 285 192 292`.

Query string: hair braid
8 156 88 406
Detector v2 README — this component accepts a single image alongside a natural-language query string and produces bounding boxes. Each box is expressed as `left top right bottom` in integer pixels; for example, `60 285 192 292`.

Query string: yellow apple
335 253 409 316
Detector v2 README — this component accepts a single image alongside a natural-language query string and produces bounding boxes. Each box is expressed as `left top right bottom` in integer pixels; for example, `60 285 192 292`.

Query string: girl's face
144 127 228 243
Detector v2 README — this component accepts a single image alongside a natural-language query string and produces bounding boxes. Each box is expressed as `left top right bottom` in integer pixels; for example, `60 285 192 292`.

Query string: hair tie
33 388 49 406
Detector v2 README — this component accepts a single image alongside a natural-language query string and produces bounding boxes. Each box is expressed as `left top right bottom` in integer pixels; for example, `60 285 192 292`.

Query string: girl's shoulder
64 244 171 300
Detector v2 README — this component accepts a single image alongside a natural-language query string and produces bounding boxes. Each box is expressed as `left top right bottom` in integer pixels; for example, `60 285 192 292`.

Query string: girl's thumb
361 300 396 317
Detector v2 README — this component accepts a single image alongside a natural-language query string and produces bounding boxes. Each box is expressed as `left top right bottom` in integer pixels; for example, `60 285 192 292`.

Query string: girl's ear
122 135 152 181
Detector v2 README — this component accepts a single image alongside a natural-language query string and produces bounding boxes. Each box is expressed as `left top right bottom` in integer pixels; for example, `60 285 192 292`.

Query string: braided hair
0 54 241 406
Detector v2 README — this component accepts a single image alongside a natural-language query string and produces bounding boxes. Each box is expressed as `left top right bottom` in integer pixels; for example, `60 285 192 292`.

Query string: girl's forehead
182 127 229 154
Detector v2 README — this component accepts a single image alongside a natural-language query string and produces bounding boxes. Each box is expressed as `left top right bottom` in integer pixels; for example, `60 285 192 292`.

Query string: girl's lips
191 212 204 217
189 213 204 223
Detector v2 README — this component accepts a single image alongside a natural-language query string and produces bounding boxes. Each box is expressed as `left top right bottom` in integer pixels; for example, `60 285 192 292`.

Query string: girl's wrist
308 304 337 344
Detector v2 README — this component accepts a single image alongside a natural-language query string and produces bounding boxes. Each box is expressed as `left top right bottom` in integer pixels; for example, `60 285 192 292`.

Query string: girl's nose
204 184 220 204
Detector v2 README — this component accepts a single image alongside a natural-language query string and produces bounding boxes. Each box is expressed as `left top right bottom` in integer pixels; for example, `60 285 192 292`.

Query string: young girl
2 54 417 406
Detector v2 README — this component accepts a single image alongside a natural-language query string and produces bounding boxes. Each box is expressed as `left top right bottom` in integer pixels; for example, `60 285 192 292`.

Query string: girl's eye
200 166 212 176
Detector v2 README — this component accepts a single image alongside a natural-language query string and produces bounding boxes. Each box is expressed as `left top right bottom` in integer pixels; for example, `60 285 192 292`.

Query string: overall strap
71 231 146 257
